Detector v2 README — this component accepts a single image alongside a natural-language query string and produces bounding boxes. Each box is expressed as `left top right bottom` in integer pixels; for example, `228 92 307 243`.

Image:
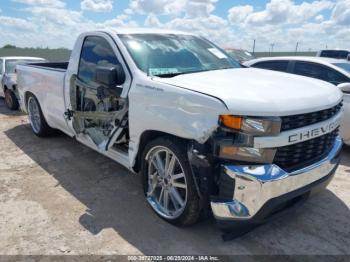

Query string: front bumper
211 136 342 224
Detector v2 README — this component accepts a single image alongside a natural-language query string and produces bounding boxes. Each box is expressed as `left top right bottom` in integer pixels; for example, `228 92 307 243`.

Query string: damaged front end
187 115 342 240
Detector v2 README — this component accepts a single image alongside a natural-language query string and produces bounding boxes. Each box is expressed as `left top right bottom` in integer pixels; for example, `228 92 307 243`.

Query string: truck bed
17 62 69 133
27 62 69 71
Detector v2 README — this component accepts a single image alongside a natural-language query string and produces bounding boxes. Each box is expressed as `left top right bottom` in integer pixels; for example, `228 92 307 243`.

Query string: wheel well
24 91 35 109
132 130 190 173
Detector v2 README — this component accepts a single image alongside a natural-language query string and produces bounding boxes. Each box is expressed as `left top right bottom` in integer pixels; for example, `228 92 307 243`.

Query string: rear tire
141 136 201 226
27 95 53 137
4 89 19 110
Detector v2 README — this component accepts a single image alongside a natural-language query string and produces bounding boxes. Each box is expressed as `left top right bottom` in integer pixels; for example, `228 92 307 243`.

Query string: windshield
118 34 241 77
334 63 350 73
5 59 44 74
226 49 254 62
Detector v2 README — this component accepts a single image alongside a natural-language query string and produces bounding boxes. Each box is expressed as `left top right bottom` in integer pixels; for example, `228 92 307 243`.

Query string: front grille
274 129 338 172
281 103 342 132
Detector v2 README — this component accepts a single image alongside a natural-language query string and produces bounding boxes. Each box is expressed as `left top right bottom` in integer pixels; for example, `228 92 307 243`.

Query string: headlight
216 139 276 163
219 115 281 136
219 115 242 129
216 115 281 163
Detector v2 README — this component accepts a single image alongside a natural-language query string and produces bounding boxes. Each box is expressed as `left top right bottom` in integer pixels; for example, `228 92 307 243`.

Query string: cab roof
0 56 45 60
106 28 195 36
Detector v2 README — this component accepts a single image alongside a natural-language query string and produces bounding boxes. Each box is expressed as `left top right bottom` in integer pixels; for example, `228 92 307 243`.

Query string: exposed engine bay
70 75 129 150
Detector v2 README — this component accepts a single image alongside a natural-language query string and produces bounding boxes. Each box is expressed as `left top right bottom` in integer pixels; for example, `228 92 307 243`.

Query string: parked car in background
16 29 343 237
317 49 350 60
0 56 46 110
225 48 255 63
244 56 350 145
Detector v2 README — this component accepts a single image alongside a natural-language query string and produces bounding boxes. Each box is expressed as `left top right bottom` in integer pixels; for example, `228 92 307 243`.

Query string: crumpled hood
154 68 343 116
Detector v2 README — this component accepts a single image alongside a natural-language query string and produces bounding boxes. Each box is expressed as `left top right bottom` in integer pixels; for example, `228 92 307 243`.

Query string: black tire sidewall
141 136 200 226
5 89 19 110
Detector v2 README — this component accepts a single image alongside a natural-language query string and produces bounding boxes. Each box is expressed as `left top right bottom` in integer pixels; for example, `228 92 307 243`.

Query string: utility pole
271 43 275 53
295 42 299 55
252 39 256 55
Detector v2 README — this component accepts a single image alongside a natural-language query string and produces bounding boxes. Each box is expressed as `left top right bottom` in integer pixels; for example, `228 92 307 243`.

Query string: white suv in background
244 56 350 145
0 56 46 110
317 49 350 60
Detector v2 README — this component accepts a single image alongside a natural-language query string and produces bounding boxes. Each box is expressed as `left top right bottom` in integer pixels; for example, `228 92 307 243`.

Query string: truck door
67 35 131 151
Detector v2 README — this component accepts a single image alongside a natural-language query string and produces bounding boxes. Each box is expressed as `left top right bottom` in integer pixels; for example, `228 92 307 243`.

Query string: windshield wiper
152 67 238 78
152 72 185 78
152 69 209 78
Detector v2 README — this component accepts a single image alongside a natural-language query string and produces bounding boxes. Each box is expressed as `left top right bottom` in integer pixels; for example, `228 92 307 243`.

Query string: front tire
142 137 200 226
4 89 19 110
27 95 53 137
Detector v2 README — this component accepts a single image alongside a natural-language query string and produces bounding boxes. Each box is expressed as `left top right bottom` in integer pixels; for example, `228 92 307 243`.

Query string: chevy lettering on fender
254 111 343 148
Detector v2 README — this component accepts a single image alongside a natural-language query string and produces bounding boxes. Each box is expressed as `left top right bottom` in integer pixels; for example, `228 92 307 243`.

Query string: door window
294 62 349 85
252 61 289 72
73 35 128 149
320 50 349 59
78 36 120 87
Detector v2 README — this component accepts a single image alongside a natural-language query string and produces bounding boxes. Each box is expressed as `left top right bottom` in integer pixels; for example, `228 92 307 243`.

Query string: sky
0 0 349 51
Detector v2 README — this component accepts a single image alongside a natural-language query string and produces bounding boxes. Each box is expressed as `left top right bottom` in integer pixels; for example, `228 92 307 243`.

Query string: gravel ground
0 98 349 256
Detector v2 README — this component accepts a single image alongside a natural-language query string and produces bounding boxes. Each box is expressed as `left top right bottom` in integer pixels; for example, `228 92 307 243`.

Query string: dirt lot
0 98 349 256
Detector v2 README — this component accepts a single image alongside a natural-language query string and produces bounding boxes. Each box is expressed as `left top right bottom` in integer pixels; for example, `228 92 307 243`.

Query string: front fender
128 78 229 167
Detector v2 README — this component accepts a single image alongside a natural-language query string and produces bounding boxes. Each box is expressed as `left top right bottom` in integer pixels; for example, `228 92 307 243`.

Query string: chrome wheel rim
5 91 12 107
146 146 187 219
28 97 41 134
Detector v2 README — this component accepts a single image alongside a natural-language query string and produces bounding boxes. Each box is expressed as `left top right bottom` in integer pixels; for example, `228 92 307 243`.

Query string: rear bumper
211 136 342 228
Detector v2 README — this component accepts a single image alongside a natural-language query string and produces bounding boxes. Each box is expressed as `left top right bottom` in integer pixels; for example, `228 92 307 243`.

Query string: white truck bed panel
17 65 71 135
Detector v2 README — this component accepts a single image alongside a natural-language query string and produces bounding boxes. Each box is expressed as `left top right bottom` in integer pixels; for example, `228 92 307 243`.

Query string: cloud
245 0 334 26
130 0 217 17
223 0 340 51
144 14 161 27
3 2 139 48
81 0 113 12
100 14 138 28
185 0 218 18
130 0 184 15
331 0 350 26
124 8 134 15
28 6 83 26
149 14 235 49
12 0 65 8
315 15 324 22
228 5 253 24
0 15 35 30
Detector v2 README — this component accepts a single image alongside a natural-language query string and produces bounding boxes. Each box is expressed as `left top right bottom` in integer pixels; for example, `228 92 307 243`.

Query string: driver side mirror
338 83 350 94
95 65 125 88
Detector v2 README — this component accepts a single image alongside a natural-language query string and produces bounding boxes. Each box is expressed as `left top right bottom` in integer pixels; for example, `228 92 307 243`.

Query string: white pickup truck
17 29 343 236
